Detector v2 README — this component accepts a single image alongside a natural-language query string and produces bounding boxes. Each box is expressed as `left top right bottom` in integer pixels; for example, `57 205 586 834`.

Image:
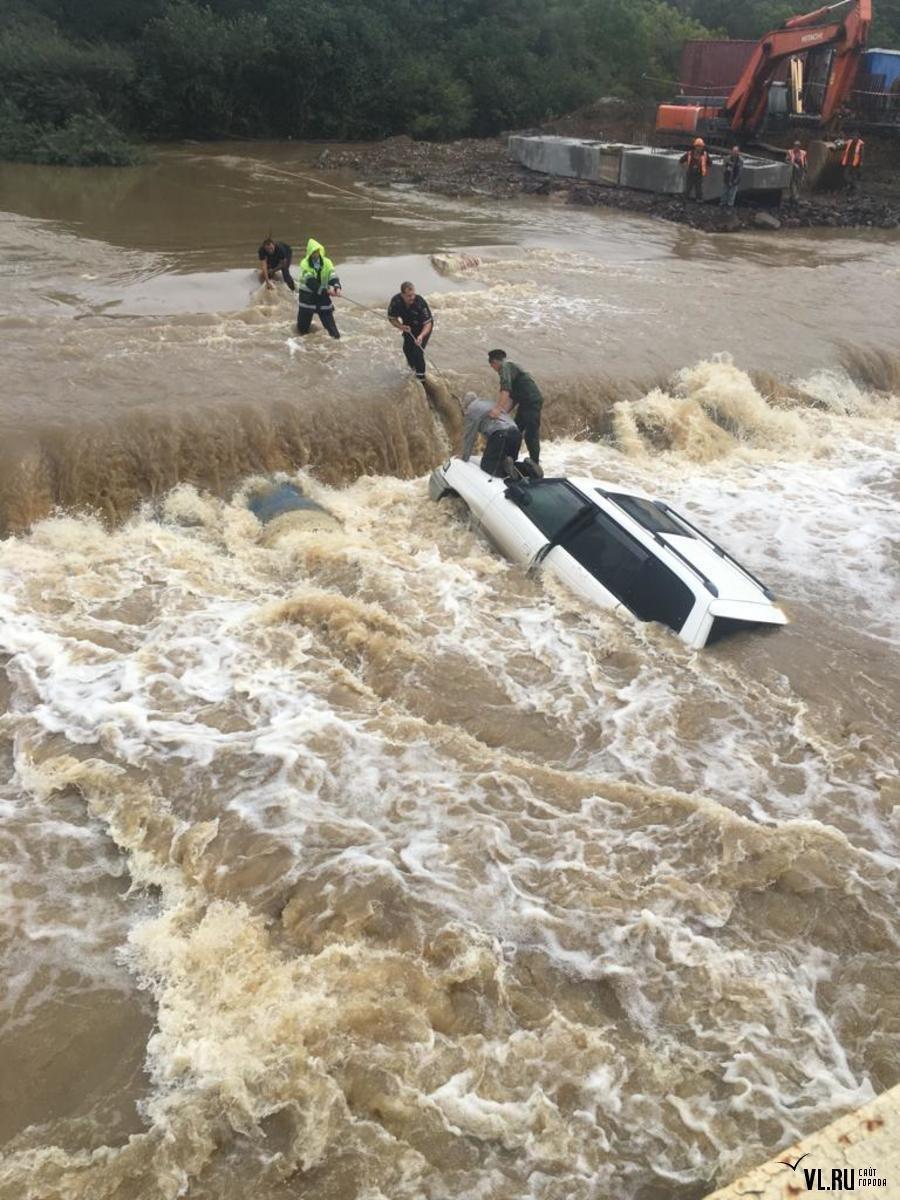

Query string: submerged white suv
429 460 788 649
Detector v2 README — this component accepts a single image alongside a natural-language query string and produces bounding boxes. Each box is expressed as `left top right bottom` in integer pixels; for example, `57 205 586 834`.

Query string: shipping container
862 49 900 88
679 40 757 95
854 48 900 120
679 39 788 97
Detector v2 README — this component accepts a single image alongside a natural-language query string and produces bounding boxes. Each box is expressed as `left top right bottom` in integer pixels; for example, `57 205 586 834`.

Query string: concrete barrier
620 147 791 198
703 1084 900 1199
508 135 641 186
510 135 792 200
618 147 689 195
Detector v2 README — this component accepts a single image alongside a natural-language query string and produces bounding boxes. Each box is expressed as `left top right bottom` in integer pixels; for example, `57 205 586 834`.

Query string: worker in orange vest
785 141 808 206
841 133 864 192
680 137 711 203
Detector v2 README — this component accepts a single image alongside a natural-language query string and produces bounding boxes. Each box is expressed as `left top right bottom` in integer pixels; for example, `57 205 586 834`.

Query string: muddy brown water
0 144 898 1200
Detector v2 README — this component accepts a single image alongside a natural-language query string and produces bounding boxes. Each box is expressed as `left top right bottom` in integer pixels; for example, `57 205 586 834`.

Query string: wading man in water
387 282 434 383
488 349 544 474
257 237 295 291
296 238 341 338
460 392 522 477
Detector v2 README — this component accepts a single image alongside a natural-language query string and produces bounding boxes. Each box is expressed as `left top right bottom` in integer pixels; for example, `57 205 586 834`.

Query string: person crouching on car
460 392 522 478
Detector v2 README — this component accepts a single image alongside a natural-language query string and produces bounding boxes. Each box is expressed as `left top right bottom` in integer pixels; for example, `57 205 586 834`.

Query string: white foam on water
1 359 898 1198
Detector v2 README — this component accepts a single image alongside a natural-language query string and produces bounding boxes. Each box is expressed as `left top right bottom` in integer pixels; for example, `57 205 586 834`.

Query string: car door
487 480 597 568
548 509 697 633
542 542 627 616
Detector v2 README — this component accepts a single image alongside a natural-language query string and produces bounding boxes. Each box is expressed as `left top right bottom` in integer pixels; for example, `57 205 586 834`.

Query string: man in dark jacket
258 238 295 291
387 282 434 382
721 146 743 208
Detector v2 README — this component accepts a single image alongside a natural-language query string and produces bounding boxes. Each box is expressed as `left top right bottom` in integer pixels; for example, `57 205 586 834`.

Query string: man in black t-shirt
387 282 434 382
257 238 295 291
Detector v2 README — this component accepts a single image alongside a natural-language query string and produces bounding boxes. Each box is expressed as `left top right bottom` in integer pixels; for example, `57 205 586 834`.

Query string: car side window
563 512 695 632
508 482 593 540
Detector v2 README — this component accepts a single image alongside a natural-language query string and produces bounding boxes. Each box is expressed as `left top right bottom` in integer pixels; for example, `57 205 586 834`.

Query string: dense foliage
667 0 900 45
1 0 898 164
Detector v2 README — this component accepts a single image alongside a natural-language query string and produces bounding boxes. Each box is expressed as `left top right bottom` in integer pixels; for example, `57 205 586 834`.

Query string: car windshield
603 492 693 538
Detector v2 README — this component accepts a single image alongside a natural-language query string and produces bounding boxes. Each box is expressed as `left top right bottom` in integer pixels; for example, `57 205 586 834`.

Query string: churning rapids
0 144 898 1200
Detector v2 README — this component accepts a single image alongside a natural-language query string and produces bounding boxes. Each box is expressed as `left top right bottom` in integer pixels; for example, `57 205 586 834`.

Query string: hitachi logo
801 30 827 43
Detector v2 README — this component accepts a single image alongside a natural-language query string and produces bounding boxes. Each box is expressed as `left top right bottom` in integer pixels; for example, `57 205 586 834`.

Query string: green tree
0 21 135 127
137 2 273 136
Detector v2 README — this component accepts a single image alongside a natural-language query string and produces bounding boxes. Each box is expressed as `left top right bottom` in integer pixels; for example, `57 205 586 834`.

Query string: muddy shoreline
320 134 900 235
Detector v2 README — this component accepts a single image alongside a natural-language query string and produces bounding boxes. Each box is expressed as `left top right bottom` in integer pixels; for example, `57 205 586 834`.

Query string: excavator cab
656 0 871 144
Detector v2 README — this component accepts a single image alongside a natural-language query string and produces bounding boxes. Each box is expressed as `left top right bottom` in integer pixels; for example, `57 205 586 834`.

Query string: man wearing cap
487 348 544 473
680 138 711 203
460 391 522 478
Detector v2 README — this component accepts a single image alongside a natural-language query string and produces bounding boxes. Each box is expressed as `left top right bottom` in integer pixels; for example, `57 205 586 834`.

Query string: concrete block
620 147 791 200
620 147 693 195
508 136 641 186
742 155 793 193
510 135 792 202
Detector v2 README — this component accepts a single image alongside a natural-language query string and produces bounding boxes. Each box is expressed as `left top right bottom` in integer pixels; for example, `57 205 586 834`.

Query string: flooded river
0 144 898 1200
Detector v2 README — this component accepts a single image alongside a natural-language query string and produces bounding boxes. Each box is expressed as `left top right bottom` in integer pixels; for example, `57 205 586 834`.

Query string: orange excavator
657 0 872 142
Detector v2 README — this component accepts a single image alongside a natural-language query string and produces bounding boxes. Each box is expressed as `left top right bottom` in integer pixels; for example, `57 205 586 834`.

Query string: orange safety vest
686 148 710 176
841 139 864 168
787 147 808 168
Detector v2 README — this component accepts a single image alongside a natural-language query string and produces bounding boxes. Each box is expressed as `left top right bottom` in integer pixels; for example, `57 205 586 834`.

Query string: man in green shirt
488 348 544 471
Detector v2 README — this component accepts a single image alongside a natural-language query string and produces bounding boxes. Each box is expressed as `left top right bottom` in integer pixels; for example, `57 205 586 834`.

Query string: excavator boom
725 0 871 135
655 0 872 141
784 0 852 30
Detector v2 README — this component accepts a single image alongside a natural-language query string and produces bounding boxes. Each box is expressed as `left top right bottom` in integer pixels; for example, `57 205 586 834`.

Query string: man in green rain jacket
296 238 342 338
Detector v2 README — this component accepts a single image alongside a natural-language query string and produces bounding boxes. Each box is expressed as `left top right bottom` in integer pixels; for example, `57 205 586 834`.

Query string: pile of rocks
318 136 900 234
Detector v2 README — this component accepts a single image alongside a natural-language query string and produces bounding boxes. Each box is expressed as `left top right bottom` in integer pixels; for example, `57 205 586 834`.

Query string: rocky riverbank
320 134 900 234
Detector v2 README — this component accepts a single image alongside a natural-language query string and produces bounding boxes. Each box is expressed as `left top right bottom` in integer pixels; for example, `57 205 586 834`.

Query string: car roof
565 476 777 607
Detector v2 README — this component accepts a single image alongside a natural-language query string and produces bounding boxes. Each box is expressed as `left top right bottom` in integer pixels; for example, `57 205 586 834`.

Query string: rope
339 292 467 415
259 164 445 225
260 163 393 204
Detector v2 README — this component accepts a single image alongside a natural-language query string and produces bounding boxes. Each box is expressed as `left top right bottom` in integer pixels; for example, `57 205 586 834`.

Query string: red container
679 40 759 96
679 39 789 96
